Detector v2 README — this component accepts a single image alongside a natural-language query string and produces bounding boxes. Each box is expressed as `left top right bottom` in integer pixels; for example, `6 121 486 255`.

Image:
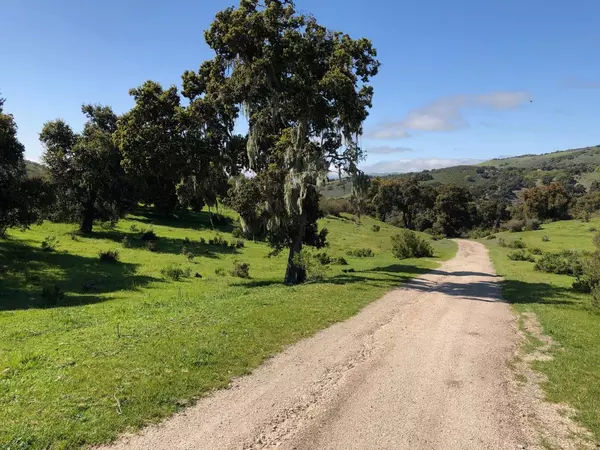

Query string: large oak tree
197 0 379 284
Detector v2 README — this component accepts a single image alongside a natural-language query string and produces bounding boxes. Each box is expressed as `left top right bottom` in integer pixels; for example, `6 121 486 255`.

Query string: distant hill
322 145 600 198
25 160 48 179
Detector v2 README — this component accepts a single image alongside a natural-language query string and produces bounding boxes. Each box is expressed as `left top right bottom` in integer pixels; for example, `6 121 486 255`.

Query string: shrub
98 249 119 262
589 227 597 232
99 221 117 231
524 218 541 231
313 252 332 265
129 224 139 232
231 223 245 239
184 237 191 244
508 250 535 262
530 247 544 255
181 246 194 261
293 251 330 281
346 248 375 258
231 261 250 278
498 238 507 247
507 239 527 249
41 285 65 305
146 241 158 252
231 239 245 249
534 251 584 277
542 235 550 242
214 267 226 277
320 197 352 217
161 264 191 281
199 237 206 245
391 230 434 259
41 236 59 252
486 234 496 240
332 256 348 265
141 229 158 241
209 234 228 247
505 219 525 233
121 236 132 248
592 285 600 309
371 224 381 232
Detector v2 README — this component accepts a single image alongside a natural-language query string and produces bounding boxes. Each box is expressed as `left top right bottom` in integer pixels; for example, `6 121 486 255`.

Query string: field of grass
481 219 600 439
0 209 456 449
480 146 600 169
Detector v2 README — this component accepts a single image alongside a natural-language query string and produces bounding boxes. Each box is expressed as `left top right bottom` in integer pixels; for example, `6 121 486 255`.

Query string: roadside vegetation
481 219 600 439
0 210 455 449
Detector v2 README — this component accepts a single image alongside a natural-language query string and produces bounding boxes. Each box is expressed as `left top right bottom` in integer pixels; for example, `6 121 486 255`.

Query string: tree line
0 0 379 285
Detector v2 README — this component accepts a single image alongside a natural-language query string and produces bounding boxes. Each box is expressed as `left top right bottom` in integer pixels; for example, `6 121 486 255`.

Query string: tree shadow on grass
0 239 159 310
86 230 241 259
131 207 235 233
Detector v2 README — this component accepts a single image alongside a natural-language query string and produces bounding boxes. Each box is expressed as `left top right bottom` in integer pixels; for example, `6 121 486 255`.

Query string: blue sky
3 0 600 173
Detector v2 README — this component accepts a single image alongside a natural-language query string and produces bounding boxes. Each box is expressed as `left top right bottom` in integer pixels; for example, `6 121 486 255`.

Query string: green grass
481 219 600 439
0 209 456 449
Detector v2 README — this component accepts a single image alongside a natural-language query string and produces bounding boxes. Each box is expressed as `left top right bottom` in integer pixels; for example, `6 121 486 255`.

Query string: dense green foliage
390 229 434 259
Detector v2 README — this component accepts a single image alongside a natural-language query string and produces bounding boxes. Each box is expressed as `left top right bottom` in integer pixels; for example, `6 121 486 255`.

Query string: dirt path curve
102 240 529 450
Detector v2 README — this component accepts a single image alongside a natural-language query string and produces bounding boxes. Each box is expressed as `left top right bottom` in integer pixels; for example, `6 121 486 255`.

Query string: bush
506 239 527 249
146 241 158 252
524 218 541 231
140 229 158 241
505 219 525 233
542 235 550 242
371 224 381 232
121 236 132 248
293 251 330 281
589 227 597 232
214 267 226 277
534 251 584 277
98 249 119 262
180 246 194 261
199 237 206 245
209 234 228 247
391 230 434 259
231 261 250 278
161 264 191 281
99 221 117 231
231 222 245 239
592 285 600 309
346 248 375 258
332 256 348 265
486 234 496 240
41 236 59 252
231 239 245 249
41 285 65 305
498 238 507 247
129 224 139 232
508 250 535 262
320 197 352 217
530 247 544 255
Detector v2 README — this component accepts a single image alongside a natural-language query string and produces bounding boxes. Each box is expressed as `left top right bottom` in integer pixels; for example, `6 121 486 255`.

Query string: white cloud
361 157 483 175
366 145 413 154
368 91 531 139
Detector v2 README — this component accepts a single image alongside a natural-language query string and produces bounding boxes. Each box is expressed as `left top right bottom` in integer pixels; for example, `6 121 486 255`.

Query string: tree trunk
284 212 307 285
284 235 306 285
80 198 95 234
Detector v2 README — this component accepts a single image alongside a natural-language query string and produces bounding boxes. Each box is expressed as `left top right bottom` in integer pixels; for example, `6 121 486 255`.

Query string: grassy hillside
481 220 600 439
0 209 456 449
25 160 48 179
481 145 600 169
319 146 600 198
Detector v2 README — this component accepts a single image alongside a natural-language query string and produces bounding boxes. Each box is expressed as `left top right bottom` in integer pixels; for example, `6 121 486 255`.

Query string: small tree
434 184 473 236
0 97 51 235
41 104 133 233
115 81 186 216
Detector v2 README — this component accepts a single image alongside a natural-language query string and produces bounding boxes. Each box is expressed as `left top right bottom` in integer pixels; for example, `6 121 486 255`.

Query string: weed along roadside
0 210 456 449
481 218 600 440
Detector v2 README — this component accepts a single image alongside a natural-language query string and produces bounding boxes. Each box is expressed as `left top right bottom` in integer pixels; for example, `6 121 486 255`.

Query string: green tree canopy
41 104 132 233
197 0 379 283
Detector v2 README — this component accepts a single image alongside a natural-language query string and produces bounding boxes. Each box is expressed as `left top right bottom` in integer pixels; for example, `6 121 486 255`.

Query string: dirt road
102 240 533 449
